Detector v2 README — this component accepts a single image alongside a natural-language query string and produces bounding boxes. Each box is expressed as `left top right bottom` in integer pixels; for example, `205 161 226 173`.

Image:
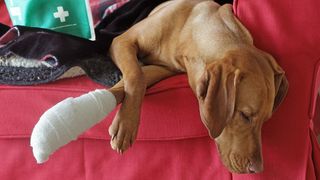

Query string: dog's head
195 49 288 173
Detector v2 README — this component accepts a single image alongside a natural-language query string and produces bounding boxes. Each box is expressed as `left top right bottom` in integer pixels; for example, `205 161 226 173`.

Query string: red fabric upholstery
234 0 320 179
0 0 11 25
0 75 208 140
0 0 319 179
314 96 320 135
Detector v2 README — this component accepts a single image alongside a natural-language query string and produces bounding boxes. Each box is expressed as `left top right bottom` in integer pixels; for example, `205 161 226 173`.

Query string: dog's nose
248 161 263 173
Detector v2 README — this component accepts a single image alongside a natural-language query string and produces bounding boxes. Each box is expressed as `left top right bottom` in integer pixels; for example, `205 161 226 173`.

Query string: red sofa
0 0 319 179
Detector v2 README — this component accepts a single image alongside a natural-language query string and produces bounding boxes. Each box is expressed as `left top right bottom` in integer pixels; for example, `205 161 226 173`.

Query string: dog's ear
272 69 289 112
266 56 289 112
197 63 240 138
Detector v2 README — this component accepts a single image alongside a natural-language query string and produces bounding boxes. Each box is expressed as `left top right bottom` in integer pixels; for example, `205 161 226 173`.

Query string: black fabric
0 23 10 36
95 0 167 48
0 0 167 87
0 26 121 86
215 0 233 5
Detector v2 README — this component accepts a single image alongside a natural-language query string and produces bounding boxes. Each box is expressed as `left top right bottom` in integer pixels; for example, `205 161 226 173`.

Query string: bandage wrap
30 89 116 163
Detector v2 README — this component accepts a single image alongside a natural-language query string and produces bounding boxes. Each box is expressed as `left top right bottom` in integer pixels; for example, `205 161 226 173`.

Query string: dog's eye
197 72 209 100
240 111 251 123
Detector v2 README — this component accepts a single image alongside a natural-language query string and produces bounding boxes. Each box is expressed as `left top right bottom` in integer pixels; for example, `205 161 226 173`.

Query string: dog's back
119 0 251 71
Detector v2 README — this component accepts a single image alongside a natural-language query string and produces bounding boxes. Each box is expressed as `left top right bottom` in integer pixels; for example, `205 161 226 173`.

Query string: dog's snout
248 161 263 173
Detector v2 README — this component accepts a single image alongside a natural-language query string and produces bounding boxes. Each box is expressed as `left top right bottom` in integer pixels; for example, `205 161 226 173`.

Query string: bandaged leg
30 65 174 163
30 89 117 163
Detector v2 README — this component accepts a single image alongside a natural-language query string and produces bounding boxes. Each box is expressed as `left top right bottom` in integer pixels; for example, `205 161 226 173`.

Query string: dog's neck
182 57 205 93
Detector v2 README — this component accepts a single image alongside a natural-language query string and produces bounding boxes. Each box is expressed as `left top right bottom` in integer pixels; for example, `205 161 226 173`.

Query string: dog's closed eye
197 71 209 100
240 111 252 123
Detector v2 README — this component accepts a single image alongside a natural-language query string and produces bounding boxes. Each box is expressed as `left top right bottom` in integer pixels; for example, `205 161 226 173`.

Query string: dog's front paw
108 110 139 154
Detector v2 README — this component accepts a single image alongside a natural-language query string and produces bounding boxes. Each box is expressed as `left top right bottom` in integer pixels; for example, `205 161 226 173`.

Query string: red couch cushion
233 0 320 179
0 75 208 140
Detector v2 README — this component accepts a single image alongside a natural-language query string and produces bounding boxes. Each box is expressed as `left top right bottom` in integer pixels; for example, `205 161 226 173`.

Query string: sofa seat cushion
0 75 208 140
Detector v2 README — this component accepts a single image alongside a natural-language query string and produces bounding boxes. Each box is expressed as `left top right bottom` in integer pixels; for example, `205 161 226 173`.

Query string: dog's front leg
108 36 146 153
108 64 176 153
109 34 176 153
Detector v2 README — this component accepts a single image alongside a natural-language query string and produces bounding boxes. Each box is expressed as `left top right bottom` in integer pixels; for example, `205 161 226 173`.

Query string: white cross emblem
10 7 22 21
53 6 69 23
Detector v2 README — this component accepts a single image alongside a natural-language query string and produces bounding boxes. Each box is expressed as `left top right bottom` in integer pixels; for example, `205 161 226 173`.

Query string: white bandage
30 89 116 164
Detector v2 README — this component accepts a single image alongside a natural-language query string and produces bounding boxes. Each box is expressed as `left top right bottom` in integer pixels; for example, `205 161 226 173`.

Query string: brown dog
107 0 288 174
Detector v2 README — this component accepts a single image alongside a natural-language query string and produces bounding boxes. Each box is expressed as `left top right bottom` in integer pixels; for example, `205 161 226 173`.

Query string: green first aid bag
4 0 95 40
